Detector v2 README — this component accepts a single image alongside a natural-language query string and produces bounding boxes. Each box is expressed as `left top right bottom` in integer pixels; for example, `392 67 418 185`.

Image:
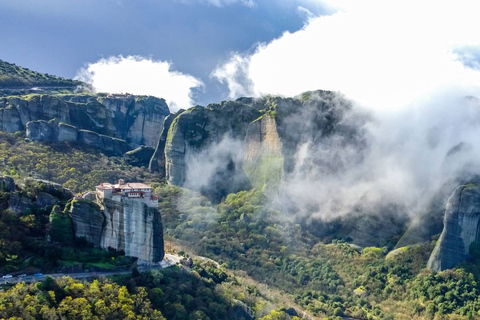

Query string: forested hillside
0 60 82 88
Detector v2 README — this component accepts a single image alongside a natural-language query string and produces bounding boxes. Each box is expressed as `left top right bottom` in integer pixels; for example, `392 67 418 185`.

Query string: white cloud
212 0 480 224
76 56 203 111
213 0 480 111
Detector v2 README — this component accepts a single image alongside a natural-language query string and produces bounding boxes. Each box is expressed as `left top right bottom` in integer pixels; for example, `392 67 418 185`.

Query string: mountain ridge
0 59 83 89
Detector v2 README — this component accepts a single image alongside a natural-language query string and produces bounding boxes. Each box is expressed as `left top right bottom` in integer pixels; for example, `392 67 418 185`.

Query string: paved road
0 254 182 285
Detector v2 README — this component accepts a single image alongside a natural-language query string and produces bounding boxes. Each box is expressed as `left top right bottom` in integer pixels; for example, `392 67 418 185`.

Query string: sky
0 0 326 109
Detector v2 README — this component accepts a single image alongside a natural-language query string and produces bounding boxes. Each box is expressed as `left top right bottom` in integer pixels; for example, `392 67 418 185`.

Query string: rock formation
0 176 15 192
159 91 356 200
99 197 164 262
0 177 74 214
26 120 129 156
163 102 260 201
428 184 480 271
243 113 284 188
69 199 105 247
149 110 184 174
67 184 164 262
0 93 170 151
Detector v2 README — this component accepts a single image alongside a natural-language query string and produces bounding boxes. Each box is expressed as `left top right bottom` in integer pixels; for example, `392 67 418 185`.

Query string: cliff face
243 113 284 188
160 90 355 199
100 198 164 262
1 93 169 151
428 185 480 271
69 199 105 247
26 120 129 156
164 102 260 201
149 110 184 174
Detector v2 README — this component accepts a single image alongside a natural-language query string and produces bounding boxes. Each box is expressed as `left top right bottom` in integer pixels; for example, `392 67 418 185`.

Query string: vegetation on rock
0 59 82 88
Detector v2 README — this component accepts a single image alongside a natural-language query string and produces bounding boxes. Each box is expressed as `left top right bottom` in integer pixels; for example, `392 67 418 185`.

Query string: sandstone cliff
99 197 164 262
1 93 169 150
428 184 480 271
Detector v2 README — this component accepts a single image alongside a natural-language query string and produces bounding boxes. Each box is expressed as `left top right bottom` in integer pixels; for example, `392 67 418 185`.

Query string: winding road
0 254 182 285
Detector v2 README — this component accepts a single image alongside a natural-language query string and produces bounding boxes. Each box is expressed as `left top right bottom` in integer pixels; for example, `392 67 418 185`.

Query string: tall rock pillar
428 184 480 271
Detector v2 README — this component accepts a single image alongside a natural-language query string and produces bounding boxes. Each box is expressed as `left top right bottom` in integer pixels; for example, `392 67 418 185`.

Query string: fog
208 0 480 221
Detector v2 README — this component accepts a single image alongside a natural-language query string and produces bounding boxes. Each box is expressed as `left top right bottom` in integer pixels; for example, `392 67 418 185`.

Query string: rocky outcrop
0 176 15 192
26 120 129 156
100 197 164 262
69 199 105 247
78 129 129 156
1 93 170 149
24 178 74 200
428 184 480 271
164 102 260 200
161 91 355 200
149 110 184 174
4 177 74 213
8 193 33 214
36 192 59 207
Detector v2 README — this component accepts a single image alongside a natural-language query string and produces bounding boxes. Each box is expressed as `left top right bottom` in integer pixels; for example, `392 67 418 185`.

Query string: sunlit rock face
164 101 260 201
428 184 480 271
99 197 164 263
69 191 164 263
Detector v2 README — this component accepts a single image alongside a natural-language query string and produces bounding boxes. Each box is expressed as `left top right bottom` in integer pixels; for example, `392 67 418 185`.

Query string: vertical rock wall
0 94 170 149
149 110 184 175
100 198 164 262
69 199 105 247
428 184 480 271
243 113 284 188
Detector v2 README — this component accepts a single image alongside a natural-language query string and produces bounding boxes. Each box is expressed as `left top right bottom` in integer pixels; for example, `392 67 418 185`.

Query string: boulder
181 257 194 268
229 300 254 320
